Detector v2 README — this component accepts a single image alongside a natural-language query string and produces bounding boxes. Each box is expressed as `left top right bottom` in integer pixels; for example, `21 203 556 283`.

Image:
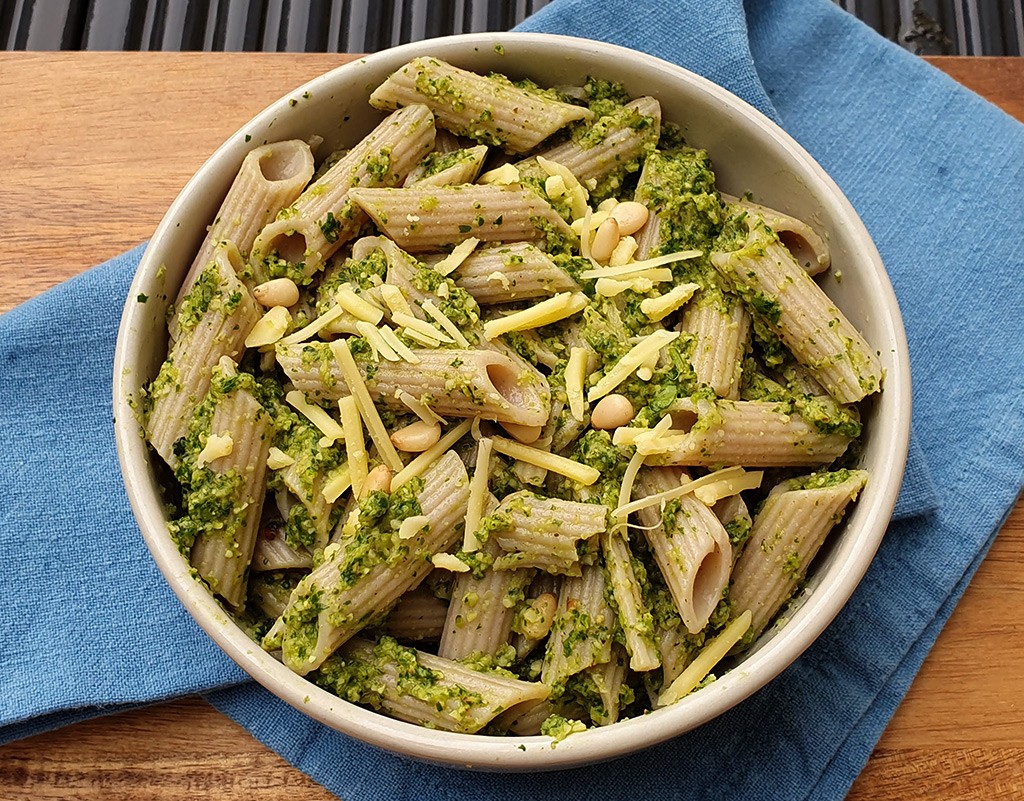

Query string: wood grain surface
1 52 1021 800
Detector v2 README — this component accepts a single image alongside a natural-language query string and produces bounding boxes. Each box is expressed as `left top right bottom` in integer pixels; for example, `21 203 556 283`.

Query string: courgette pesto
415 147 478 179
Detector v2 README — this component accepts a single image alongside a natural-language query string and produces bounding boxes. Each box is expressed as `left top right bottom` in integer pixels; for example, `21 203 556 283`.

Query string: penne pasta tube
712 219 883 403
730 470 868 639
251 517 313 572
524 96 661 200
315 636 549 733
643 397 855 467
404 144 488 187
580 645 630 726
146 244 261 469
182 359 272 608
680 290 751 400
439 539 534 660
174 139 315 317
481 491 608 576
600 530 662 671
454 242 580 304
266 451 470 674
250 104 436 281
369 57 593 153
722 194 831 275
348 184 575 252
383 585 450 642
541 562 616 686
276 342 551 428
634 467 732 635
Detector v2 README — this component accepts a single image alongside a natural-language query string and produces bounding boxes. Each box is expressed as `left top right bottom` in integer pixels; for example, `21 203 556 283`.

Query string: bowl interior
113 32 910 770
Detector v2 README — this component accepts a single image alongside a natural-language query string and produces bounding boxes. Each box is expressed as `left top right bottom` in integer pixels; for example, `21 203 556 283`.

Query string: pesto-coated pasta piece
454 242 580 305
600 530 661 671
369 57 593 153
541 562 615 686
482 491 608 576
634 467 732 635
643 397 855 467
176 359 272 608
173 139 314 323
250 104 436 282
730 470 868 639
315 636 549 733
146 244 261 469
712 215 883 403
404 144 488 187
275 342 551 428
348 183 574 252
264 451 470 674
680 291 751 400
383 585 450 642
722 193 831 275
439 539 534 660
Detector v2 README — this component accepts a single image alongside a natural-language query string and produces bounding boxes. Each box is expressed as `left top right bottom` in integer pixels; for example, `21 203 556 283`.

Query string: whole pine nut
590 393 635 430
610 201 650 236
253 277 300 308
590 217 621 263
390 420 442 452
360 464 392 497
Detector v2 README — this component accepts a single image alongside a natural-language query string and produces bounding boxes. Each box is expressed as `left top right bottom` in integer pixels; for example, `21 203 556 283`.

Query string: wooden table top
1 52 1021 800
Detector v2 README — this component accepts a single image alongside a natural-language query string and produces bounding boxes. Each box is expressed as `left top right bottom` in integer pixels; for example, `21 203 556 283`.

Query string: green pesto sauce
787 468 858 491
315 636 488 729
175 264 224 335
416 147 476 179
167 366 267 554
540 713 587 742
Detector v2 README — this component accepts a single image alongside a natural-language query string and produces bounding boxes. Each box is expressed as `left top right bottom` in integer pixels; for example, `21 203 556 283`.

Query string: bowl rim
113 30 911 770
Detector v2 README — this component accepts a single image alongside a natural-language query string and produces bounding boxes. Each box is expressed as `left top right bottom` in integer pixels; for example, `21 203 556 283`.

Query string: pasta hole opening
777 230 815 271
668 409 698 433
260 145 310 183
272 231 308 265
486 361 526 408
690 542 731 631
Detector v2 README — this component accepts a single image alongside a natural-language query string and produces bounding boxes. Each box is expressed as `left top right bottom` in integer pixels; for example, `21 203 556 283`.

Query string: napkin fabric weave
1 0 1022 799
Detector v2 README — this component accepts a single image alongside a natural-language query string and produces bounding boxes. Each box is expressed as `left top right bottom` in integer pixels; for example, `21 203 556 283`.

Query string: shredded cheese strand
462 437 493 552
391 419 473 490
491 436 599 486
658 610 752 706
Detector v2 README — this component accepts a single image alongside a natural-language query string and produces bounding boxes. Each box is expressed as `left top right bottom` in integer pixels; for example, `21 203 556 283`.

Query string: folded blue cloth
1 1 1021 800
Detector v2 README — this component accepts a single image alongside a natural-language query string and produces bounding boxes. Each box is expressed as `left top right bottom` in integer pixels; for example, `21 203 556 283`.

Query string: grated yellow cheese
321 463 352 503
393 312 452 344
335 283 384 323
693 470 764 506
395 389 447 426
329 340 404 471
579 249 702 281
266 446 296 470
197 432 233 468
338 395 368 498
421 300 471 348
431 553 471 572
477 163 520 185
245 306 292 348
398 515 431 540
285 390 345 447
565 347 589 423
462 437 493 552
379 283 413 318
377 324 421 363
640 282 701 322
483 292 588 340
391 419 473 490
279 305 346 345
355 320 400 362
587 330 679 402
658 610 752 706
491 436 599 486
433 237 480 276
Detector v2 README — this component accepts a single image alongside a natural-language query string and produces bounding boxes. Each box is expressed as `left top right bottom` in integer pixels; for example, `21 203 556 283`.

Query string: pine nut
590 393 635 430
590 217 620 264
521 593 558 640
610 201 650 236
500 422 543 444
390 420 441 452
253 277 300 308
360 464 392 497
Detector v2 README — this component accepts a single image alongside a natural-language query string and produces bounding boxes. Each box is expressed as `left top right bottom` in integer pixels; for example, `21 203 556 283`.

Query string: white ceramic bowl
113 32 910 770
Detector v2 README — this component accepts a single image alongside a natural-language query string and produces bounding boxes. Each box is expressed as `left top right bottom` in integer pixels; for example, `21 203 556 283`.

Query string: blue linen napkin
1 0 1021 798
